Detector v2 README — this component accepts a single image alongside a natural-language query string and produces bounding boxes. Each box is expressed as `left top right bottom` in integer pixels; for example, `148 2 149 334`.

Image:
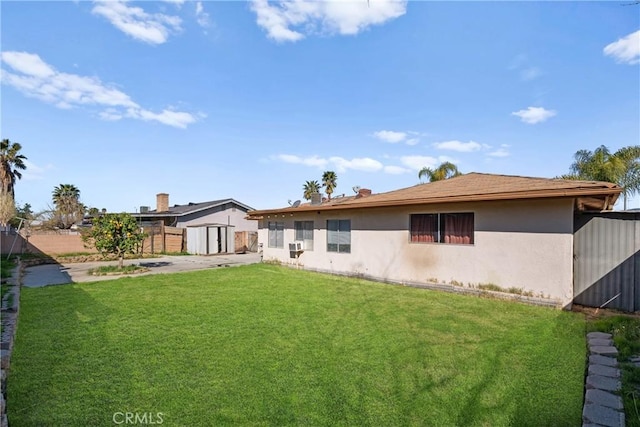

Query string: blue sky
1 1 639 213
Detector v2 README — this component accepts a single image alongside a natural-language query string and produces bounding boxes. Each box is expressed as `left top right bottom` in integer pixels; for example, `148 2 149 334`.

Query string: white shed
186 224 235 255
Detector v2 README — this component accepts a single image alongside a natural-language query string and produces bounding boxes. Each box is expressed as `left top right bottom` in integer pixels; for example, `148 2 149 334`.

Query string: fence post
161 224 166 253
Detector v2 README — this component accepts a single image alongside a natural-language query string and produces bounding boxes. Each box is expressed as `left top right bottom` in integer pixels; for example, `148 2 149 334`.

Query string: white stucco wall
177 205 257 232
257 198 575 305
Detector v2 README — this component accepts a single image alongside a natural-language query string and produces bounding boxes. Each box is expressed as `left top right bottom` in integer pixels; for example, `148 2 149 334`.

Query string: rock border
1 259 22 427
583 332 625 427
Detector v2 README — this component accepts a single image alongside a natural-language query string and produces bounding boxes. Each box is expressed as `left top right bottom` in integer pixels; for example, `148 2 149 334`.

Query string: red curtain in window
443 213 474 244
411 214 438 243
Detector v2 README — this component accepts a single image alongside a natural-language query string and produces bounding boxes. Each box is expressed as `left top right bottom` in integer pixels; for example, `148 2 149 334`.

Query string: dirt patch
19 254 159 267
572 304 640 320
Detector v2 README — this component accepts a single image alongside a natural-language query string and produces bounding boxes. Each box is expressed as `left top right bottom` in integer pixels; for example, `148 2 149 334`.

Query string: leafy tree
82 213 146 269
563 145 640 210
0 139 27 199
52 184 85 229
418 161 462 182
322 171 338 200
615 146 640 210
9 202 33 228
302 180 322 200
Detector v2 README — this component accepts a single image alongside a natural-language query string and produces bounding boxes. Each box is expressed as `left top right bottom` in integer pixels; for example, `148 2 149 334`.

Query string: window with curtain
327 219 351 253
294 221 314 250
410 213 474 245
268 221 284 248
410 214 438 243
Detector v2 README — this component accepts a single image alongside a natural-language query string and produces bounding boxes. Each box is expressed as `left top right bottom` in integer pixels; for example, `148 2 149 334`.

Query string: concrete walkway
582 332 625 427
22 253 262 287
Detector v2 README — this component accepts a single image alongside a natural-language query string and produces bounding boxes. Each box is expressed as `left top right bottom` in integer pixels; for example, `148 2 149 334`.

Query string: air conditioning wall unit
289 242 303 252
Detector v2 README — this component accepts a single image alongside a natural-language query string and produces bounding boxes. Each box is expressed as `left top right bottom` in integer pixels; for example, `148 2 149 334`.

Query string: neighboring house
132 193 257 231
133 193 258 254
247 173 622 308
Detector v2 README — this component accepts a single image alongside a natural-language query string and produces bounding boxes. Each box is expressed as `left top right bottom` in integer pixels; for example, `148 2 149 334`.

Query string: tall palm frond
303 180 322 200
322 171 337 200
0 139 27 198
567 145 640 209
418 161 462 182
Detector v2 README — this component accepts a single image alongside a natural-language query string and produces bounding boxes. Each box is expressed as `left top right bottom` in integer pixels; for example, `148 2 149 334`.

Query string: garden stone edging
1 260 23 427
582 332 625 427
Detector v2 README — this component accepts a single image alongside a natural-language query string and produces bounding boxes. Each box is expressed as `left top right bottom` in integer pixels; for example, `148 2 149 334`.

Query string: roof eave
246 187 623 219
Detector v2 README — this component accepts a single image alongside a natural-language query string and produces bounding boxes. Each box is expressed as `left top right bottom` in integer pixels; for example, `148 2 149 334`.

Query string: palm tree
0 139 27 198
322 171 337 200
418 161 462 182
615 146 640 210
564 145 640 210
53 184 80 207
303 180 322 200
52 184 85 229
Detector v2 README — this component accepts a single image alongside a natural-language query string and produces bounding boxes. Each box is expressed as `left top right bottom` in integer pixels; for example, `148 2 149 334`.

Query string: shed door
208 227 220 254
226 225 235 253
187 227 208 255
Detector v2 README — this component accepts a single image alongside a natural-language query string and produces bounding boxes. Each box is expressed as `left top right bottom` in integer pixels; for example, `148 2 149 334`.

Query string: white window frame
268 221 284 248
327 219 351 253
294 220 314 251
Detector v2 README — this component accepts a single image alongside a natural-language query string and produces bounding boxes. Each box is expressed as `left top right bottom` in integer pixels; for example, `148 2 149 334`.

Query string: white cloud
195 1 211 28
250 0 406 42
509 54 542 81
373 130 407 143
511 106 556 124
1 51 200 128
98 108 124 121
92 0 182 45
603 30 640 65
400 155 457 171
373 130 422 145
405 138 419 146
21 160 53 181
433 140 486 153
521 67 542 81
275 154 329 168
329 156 383 173
384 165 411 175
0 51 55 78
274 154 414 174
126 107 201 128
400 155 438 170
488 148 509 158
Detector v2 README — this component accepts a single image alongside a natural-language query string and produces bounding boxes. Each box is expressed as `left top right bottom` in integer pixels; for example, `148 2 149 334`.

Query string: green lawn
8 264 586 426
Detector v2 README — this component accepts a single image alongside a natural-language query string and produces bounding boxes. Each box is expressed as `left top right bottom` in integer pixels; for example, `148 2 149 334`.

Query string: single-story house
132 193 258 254
247 173 622 307
132 193 257 232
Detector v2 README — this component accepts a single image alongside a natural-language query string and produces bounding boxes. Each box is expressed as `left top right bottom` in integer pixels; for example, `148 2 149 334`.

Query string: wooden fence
141 224 185 254
235 231 258 253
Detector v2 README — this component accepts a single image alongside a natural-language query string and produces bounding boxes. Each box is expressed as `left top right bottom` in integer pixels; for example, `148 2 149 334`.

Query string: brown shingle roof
247 173 622 218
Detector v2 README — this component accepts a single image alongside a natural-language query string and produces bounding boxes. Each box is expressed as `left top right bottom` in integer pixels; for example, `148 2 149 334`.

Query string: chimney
356 188 372 198
156 193 169 212
310 193 322 205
